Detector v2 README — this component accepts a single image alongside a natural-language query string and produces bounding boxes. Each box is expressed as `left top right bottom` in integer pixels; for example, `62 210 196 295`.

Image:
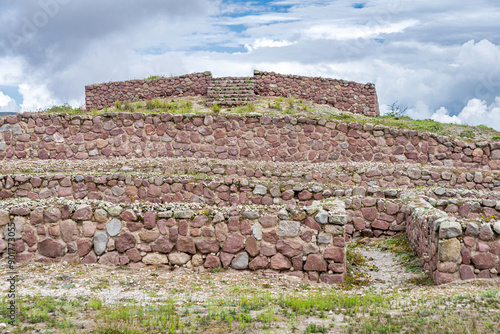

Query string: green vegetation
374 236 423 274
376 115 444 133
246 102 256 112
210 103 221 113
2 269 499 334
460 130 475 139
344 245 371 286
142 99 194 114
268 97 283 111
384 101 408 118
305 322 328 333
123 101 134 111
145 75 166 80
31 96 500 141
43 104 87 115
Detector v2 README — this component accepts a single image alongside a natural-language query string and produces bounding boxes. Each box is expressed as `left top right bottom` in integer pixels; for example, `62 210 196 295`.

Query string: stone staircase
206 77 255 106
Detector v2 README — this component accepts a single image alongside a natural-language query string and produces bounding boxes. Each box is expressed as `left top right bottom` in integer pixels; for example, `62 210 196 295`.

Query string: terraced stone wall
0 200 347 284
253 71 379 116
0 172 409 238
1 112 500 170
84 71 378 116
406 195 500 284
85 72 212 110
7 169 500 241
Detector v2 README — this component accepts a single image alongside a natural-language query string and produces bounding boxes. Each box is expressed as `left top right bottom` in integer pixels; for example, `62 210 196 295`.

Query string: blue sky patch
227 24 247 33
222 0 292 18
189 44 247 54
353 3 366 9
0 86 22 105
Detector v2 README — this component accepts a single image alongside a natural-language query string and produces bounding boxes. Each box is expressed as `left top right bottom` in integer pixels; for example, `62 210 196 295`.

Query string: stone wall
345 197 406 238
253 71 378 116
84 71 379 116
428 194 500 220
405 194 500 284
0 199 347 284
0 172 408 239
85 72 212 110
1 112 500 170
0 173 419 207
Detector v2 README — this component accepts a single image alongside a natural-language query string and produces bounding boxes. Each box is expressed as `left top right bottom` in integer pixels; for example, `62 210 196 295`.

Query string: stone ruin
1 71 500 285
85 70 379 116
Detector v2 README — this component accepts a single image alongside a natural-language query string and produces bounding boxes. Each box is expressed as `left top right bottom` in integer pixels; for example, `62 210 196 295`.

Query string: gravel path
357 246 424 290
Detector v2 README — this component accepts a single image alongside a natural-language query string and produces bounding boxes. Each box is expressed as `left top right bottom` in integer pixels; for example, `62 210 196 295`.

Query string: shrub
460 130 474 139
385 101 408 118
114 100 122 110
211 103 221 113
246 102 256 112
123 101 134 111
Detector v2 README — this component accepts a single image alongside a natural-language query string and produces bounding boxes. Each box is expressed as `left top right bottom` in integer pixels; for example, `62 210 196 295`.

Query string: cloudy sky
1 0 500 129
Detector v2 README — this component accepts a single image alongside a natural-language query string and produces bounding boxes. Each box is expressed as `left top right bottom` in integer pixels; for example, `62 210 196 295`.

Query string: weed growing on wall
384 101 408 118
43 104 85 114
211 103 221 113
246 102 256 112
123 101 134 111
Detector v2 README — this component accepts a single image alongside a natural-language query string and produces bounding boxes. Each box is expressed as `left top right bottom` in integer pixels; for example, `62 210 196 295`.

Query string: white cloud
404 97 500 129
19 83 58 111
304 20 419 40
245 38 296 52
380 96 500 129
430 107 461 124
0 57 24 85
222 14 299 26
0 0 500 131
0 92 11 106
453 97 500 127
0 92 20 113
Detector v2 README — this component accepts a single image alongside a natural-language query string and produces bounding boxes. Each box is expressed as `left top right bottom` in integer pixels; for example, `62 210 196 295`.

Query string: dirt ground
1 242 499 333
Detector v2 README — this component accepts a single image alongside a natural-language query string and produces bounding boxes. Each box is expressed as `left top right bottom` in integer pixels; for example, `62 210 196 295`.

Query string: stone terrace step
1 158 499 191
2 166 498 206
206 77 255 106
0 172 402 206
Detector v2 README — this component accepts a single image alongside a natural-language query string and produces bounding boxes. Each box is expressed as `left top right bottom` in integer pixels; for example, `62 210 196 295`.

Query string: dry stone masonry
1 112 500 171
85 70 379 116
0 198 346 284
2 72 500 285
405 193 500 284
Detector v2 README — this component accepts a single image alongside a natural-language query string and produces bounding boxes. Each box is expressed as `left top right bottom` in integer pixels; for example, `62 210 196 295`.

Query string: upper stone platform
85 70 379 116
